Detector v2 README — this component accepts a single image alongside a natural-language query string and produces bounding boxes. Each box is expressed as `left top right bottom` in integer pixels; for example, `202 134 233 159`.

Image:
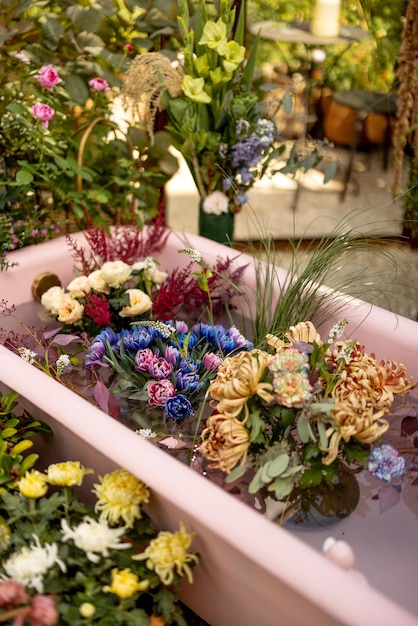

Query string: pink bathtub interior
0 230 417 626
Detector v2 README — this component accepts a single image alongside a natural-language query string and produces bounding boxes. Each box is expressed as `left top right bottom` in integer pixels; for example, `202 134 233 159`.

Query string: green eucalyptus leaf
267 476 295 500
265 453 289 478
224 463 247 484
282 92 293 116
248 467 264 494
324 161 338 184
296 413 310 443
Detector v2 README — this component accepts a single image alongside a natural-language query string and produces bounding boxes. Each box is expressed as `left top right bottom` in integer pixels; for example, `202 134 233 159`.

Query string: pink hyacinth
32 102 55 129
88 77 110 92
36 65 61 91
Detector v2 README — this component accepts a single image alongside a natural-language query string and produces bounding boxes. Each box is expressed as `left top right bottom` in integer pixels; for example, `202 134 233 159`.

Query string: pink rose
36 65 61 90
32 102 55 129
88 77 110 92
147 380 176 406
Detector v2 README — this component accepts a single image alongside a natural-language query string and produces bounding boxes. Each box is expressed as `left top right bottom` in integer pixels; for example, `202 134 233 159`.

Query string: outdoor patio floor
165 143 418 321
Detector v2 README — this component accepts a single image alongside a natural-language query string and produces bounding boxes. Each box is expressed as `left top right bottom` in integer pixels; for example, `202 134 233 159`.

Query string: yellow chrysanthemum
133 523 198 585
93 469 150 528
46 461 93 487
103 568 149 599
209 349 274 420
200 413 250 473
18 470 48 499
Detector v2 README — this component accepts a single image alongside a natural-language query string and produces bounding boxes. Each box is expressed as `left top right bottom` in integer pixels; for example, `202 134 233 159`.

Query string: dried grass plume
122 53 184 138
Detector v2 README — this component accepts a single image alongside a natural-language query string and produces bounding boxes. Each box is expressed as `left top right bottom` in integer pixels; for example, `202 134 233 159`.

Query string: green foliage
0 0 181 237
0 389 52 490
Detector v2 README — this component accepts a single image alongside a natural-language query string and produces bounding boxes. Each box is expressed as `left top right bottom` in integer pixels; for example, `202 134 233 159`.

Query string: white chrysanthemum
2 536 66 593
60 517 129 563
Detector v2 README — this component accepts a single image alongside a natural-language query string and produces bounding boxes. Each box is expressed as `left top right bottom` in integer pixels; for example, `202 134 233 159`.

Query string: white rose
150 268 169 285
132 258 168 286
66 275 91 298
119 289 152 317
100 261 132 288
57 298 84 324
88 270 110 294
202 191 229 216
41 286 66 313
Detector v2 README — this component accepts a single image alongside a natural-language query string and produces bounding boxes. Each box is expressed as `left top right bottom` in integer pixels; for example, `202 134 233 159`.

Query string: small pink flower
36 65 61 91
148 380 176 406
124 43 134 52
28 595 58 626
0 579 29 607
32 102 55 129
88 77 110 92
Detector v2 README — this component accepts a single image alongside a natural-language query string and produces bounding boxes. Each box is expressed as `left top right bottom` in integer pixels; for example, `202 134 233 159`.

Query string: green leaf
317 420 329 450
10 440 33 457
15 169 33 185
224 462 247 483
265 454 289 478
243 35 259 90
296 413 310 443
324 161 338 184
19 453 39 475
267 476 295 500
282 92 293 116
299 467 324 488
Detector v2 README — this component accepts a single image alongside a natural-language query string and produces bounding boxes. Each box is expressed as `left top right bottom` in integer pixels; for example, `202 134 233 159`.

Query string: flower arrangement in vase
122 0 289 244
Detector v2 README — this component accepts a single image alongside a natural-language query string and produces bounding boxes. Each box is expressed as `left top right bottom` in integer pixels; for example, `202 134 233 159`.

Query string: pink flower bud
36 65 61 91
28 595 58 625
32 102 55 129
125 43 134 52
88 77 110 92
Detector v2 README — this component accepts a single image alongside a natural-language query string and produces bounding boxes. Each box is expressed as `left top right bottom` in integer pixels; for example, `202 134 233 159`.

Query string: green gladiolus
194 54 210 78
223 41 246 73
210 67 232 86
199 19 229 56
181 75 211 104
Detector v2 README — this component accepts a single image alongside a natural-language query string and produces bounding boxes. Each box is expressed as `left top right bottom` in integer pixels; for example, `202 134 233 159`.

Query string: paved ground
165 144 418 321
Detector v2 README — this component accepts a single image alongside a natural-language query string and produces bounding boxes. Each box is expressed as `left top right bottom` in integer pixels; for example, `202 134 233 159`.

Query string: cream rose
131 258 168 286
88 269 110 294
66 275 91 298
100 261 132 288
57 298 84 324
119 289 152 317
41 286 67 314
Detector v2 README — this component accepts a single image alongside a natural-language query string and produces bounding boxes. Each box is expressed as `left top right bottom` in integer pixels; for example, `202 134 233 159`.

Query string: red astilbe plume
84 293 112 327
152 256 246 321
66 215 169 273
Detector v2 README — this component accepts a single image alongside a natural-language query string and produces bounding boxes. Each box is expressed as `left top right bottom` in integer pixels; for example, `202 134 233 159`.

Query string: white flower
17 347 37 364
202 191 229 216
40 286 66 314
119 289 152 317
2 535 66 593
56 354 71 376
14 50 31 64
312 48 326 64
99 261 132 288
136 428 157 439
178 248 202 263
66 275 91 298
132 258 168 285
88 269 110 294
60 517 130 563
57 297 84 324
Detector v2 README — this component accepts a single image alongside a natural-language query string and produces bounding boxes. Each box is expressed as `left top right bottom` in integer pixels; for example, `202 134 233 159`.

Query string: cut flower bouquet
122 0 287 241
198 319 415 519
0 460 199 625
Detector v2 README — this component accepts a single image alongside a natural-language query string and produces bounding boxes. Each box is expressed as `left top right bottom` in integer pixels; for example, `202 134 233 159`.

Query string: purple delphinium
368 444 406 483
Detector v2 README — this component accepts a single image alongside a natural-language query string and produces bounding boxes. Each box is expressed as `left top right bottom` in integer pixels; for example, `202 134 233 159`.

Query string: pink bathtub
0 231 417 626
